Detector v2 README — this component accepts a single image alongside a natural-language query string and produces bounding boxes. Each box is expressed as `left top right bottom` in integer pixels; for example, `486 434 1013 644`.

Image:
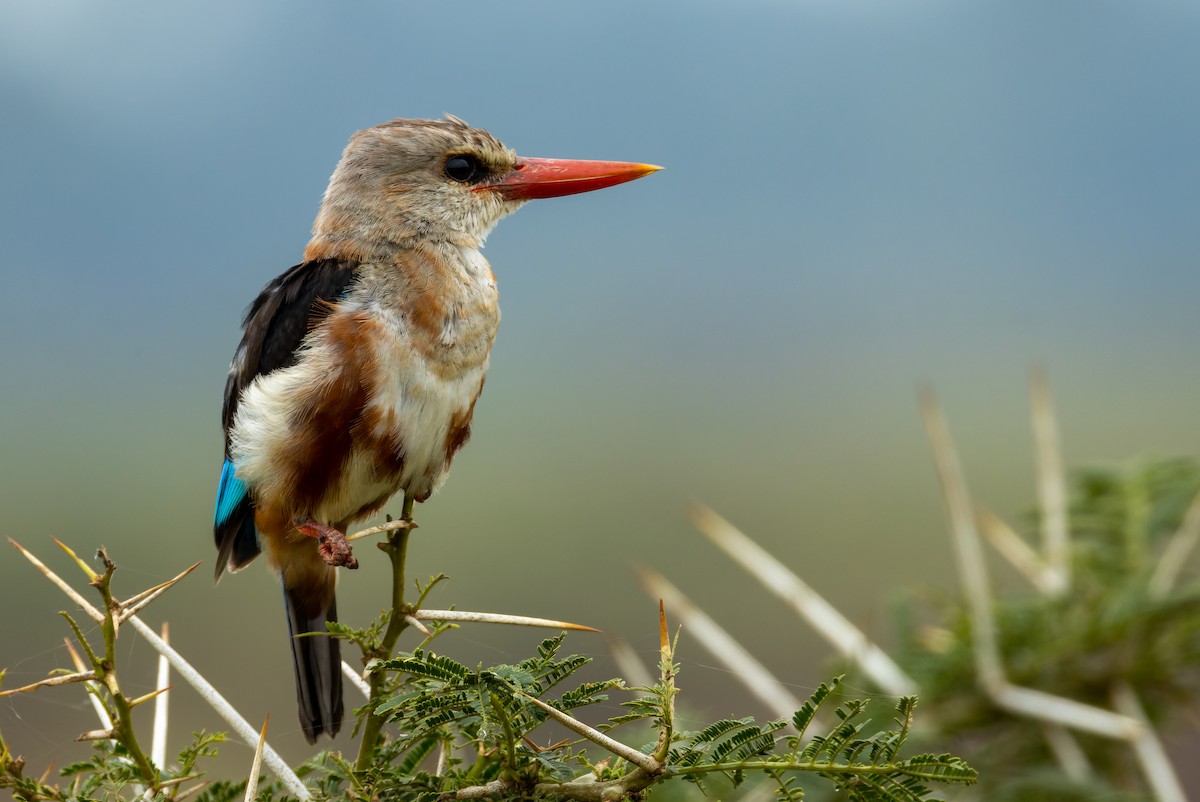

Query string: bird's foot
295 518 359 569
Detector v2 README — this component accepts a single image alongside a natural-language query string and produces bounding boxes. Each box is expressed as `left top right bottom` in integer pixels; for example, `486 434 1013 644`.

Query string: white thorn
690 502 918 697
992 684 1142 739
414 609 598 632
341 660 371 700
977 507 1060 596
1111 682 1187 802
1030 366 1070 595
124 616 310 799
1042 724 1092 781
1149 488 1200 598
151 622 170 770
520 693 660 773
10 539 104 622
244 717 269 802
436 738 449 776
920 391 1005 689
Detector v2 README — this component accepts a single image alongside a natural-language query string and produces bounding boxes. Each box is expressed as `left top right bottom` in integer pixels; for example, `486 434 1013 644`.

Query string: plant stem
354 494 416 772
93 556 158 783
666 760 966 781
489 693 518 776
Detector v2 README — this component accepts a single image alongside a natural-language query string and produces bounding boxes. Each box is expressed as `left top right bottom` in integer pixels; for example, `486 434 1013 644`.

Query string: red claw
296 518 359 569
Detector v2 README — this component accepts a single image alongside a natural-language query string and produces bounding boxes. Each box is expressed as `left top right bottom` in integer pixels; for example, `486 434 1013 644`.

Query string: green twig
414 573 450 610
354 494 416 772
489 693 519 776
58 611 103 668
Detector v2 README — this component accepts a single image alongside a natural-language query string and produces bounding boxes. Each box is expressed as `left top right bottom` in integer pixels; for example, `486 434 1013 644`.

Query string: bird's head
307 116 659 259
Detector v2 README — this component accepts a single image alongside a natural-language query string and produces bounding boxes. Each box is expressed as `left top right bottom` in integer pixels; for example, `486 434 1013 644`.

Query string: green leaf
791 676 841 739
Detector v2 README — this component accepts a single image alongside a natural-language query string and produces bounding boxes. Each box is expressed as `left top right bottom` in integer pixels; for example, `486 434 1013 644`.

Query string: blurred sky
2 0 1199 783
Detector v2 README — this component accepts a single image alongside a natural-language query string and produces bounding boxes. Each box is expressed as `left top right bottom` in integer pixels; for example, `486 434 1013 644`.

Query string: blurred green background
2 0 1198 788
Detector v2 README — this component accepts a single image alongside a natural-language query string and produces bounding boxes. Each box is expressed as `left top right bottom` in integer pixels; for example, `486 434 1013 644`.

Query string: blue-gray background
2 0 1198 786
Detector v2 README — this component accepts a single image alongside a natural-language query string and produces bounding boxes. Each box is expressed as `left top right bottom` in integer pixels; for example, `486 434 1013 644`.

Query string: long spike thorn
1149 488 1200 598
152 622 170 770
121 562 202 607
0 670 97 697
1029 366 1070 595
9 538 103 622
51 537 99 581
1042 724 1092 782
992 683 1141 738
977 507 1058 595
341 660 372 699
121 615 310 798
128 686 172 707
37 761 56 786
62 638 87 672
919 389 1005 690
518 693 660 773
174 782 210 802
118 563 202 621
77 728 118 742
403 614 432 636
688 501 918 697
414 609 599 632
244 716 269 802
1111 683 1187 802
436 739 449 776
347 518 418 541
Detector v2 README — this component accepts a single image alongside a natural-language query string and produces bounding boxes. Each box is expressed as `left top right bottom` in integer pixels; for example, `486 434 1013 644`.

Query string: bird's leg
294 518 359 569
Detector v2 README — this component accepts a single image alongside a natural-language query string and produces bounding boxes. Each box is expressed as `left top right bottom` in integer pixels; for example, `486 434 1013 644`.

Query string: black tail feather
283 585 343 743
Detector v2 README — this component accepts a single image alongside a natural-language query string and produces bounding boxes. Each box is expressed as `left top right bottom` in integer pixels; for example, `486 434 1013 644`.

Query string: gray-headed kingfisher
213 116 659 742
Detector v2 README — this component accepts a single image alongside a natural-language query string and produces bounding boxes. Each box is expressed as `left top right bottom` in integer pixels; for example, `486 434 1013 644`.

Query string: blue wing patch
214 459 248 527
213 459 260 577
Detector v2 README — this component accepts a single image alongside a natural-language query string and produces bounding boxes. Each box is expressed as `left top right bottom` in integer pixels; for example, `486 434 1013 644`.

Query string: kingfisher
213 116 659 742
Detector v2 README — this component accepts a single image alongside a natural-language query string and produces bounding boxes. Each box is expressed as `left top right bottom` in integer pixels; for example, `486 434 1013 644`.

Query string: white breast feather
230 248 498 524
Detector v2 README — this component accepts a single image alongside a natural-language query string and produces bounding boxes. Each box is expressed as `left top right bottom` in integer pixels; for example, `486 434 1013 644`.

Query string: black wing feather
221 258 362 449
214 258 360 578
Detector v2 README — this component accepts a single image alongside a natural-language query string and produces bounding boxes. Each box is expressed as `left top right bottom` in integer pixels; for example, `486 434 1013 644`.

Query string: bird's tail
283 582 344 743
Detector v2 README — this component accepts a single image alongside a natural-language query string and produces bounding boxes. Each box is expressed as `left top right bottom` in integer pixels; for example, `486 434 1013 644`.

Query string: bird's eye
444 154 485 184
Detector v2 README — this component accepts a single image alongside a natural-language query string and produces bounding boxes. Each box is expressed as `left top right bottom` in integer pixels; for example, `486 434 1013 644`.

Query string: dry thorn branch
8 538 311 800
920 388 1186 799
0 671 97 697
